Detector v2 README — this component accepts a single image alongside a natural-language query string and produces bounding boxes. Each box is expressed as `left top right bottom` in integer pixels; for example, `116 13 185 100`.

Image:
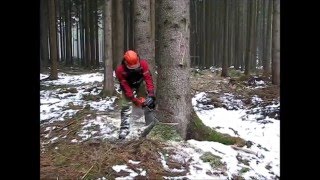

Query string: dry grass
41 138 184 179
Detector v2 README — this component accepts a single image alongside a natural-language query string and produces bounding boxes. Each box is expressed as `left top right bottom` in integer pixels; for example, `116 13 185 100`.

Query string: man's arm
140 60 155 96
115 67 134 99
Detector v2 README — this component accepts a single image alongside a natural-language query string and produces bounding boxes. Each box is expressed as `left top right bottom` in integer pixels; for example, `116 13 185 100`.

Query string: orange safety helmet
123 50 140 69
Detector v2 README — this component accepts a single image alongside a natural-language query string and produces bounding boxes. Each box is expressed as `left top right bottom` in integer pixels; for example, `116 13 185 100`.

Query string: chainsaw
138 97 158 138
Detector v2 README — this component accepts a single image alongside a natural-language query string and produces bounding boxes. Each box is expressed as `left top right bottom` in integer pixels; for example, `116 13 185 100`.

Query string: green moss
200 152 224 169
149 124 182 141
229 69 243 78
187 112 246 146
239 167 250 174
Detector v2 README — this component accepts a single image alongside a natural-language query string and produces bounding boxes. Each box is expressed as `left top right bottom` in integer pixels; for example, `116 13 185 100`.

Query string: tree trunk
155 0 191 139
234 0 240 70
245 0 252 75
228 0 233 68
113 0 124 69
151 0 155 65
40 0 49 68
261 0 267 71
80 1 85 67
195 0 200 67
124 0 129 50
251 0 257 73
272 0 280 85
134 0 156 77
217 0 223 67
221 0 228 77
207 0 213 68
48 0 58 79
57 0 65 63
189 0 195 67
77 13 80 62
85 0 91 68
213 0 219 67
201 0 206 68
64 0 72 66
264 0 272 75
241 0 247 72
102 0 114 96
95 0 100 67
89 0 96 67
130 0 135 49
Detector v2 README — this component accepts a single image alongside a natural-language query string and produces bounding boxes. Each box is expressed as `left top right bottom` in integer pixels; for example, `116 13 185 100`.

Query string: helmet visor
126 61 140 69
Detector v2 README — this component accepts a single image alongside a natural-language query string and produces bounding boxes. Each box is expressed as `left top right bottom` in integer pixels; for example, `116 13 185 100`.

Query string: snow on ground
40 72 104 86
191 92 280 179
41 72 154 142
40 72 279 179
40 72 116 123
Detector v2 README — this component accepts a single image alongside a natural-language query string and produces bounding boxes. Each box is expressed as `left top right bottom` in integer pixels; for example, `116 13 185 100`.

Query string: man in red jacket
115 50 156 139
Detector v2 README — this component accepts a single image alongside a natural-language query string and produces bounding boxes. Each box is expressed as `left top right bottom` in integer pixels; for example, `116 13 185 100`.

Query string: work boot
119 105 131 139
119 128 130 139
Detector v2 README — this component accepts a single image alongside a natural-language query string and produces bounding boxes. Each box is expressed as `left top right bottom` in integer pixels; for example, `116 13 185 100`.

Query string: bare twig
159 122 179 125
65 129 77 137
56 120 76 132
81 165 94 179
47 126 53 139
231 145 257 156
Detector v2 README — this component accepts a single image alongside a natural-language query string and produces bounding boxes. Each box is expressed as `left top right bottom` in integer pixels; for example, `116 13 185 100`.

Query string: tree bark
272 0 280 85
221 0 229 77
102 0 114 96
95 0 100 67
48 0 58 79
40 0 49 68
113 0 124 69
155 0 191 139
85 0 91 68
64 0 71 65
134 0 156 78
264 0 272 75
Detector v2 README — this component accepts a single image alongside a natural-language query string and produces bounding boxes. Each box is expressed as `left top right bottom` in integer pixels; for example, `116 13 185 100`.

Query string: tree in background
40 0 49 70
102 0 114 96
112 0 124 69
263 0 273 75
221 0 229 77
48 0 59 80
134 0 156 76
133 0 156 93
272 0 280 85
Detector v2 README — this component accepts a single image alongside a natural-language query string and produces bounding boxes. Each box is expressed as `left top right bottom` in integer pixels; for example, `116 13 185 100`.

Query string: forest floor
190 68 279 114
40 67 279 179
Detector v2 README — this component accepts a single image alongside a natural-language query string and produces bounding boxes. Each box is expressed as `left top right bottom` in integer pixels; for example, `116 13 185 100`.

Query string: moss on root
187 111 246 147
149 124 183 141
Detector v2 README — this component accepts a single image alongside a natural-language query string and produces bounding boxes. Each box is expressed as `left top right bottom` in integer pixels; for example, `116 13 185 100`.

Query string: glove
132 97 145 107
144 96 156 109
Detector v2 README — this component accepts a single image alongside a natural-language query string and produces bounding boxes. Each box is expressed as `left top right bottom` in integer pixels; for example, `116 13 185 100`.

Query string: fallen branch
56 112 90 132
65 129 77 137
81 165 94 179
231 145 257 156
159 122 179 125
56 120 76 132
